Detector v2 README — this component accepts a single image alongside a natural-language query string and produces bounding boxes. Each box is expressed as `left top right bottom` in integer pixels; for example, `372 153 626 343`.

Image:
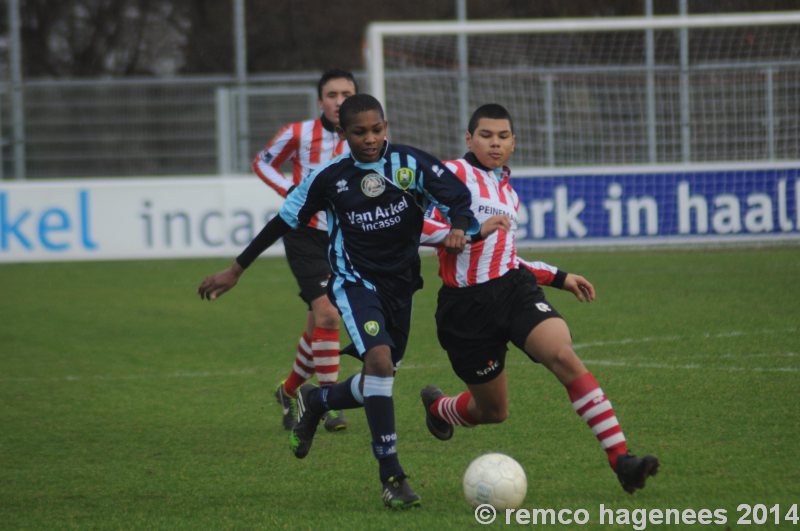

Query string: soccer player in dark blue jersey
198 94 480 509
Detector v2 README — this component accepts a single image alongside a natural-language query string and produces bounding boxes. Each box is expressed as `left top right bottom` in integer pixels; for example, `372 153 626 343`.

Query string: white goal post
366 12 800 169
365 13 800 246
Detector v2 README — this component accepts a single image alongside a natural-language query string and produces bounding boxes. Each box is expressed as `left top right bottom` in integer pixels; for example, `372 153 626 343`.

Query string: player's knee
311 299 340 329
542 344 586 383
541 343 577 369
314 309 339 330
363 346 393 377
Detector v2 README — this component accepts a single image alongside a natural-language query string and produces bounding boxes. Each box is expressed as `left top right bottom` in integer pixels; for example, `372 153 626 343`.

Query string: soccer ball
463 453 527 509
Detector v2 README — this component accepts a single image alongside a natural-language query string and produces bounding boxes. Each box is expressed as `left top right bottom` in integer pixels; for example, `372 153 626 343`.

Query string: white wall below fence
0 176 284 263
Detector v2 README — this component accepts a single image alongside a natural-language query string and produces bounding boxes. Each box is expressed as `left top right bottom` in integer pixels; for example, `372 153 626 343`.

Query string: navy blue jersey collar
352 140 390 170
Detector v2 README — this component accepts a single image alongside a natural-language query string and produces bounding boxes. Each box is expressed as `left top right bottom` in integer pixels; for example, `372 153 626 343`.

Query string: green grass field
2 247 799 530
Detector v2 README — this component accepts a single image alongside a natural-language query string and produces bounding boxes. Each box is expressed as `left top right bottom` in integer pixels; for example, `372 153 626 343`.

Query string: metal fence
371 15 800 169
1 61 799 179
382 62 800 168
0 72 345 179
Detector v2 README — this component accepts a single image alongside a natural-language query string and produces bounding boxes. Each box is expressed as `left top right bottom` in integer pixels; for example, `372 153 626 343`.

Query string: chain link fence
1 59 799 179
0 72 356 179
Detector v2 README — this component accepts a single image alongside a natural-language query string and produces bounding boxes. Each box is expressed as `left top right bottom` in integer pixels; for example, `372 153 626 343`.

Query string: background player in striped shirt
252 69 357 433
420 104 660 494
198 94 481 508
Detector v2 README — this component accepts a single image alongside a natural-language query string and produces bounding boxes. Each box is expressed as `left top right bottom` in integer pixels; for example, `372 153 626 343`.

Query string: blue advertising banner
1 168 798 262
511 168 799 243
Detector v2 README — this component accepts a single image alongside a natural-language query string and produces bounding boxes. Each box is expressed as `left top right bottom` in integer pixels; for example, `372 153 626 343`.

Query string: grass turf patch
1 247 799 529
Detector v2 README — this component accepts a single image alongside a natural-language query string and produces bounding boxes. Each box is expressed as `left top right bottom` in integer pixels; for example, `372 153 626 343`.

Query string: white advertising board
0 176 284 263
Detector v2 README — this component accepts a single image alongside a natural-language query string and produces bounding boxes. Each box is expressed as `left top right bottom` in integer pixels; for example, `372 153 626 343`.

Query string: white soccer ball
463 452 527 509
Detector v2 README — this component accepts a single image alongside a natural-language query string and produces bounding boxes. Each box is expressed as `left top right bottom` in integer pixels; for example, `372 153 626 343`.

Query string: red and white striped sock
566 372 628 470
431 391 477 427
283 332 314 398
311 327 339 387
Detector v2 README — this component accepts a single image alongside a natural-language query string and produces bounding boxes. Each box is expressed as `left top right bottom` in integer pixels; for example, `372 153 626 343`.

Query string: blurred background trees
2 0 798 77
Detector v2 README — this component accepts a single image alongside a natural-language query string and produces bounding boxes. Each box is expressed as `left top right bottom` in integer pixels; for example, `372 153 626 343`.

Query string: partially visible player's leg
422 275 509 438
524 318 627 464
309 293 340 387
355 291 419 509
292 281 381 420
466 371 508 423
362 345 402 474
275 312 315 430
523 317 659 493
290 280 419 508
281 226 348 431
522 318 586 383
362 344 420 509
507 272 632 472
283 312 316 396
421 369 507 440
289 371 364 459
308 293 348 431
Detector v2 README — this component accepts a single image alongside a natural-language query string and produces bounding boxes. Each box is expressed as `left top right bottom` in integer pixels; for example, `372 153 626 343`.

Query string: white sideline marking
0 368 259 383
719 352 798 359
401 359 800 373
2 328 798 383
578 359 800 373
571 327 798 350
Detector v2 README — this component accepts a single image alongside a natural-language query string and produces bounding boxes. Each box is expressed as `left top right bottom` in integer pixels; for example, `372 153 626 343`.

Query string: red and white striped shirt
252 117 349 231
421 158 561 288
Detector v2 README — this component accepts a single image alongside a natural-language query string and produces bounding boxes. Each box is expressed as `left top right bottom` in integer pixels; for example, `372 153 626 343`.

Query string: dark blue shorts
328 277 412 368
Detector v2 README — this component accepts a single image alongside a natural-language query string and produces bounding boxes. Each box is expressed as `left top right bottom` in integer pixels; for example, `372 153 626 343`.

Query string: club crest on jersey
364 321 380 336
394 167 415 190
360 173 386 197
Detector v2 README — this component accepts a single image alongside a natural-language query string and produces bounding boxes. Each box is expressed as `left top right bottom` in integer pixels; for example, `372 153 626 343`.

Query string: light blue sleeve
279 167 324 229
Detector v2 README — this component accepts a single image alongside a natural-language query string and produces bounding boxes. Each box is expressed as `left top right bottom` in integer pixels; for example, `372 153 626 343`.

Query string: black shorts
435 267 562 385
283 225 331 306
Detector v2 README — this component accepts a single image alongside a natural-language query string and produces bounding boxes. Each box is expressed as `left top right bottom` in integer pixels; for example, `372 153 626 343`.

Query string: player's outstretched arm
198 262 244 300
516 257 594 302
561 273 596 303
197 214 292 301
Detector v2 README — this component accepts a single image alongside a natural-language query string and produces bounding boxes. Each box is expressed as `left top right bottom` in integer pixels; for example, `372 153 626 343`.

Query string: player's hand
479 215 511 238
443 228 467 254
197 262 244 301
562 273 595 302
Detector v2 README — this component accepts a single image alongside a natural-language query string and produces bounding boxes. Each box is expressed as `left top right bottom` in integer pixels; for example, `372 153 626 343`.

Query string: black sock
364 395 403 482
314 374 363 411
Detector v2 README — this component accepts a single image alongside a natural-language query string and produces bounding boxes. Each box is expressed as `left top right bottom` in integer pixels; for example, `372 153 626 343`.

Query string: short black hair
317 69 358 99
338 94 384 130
467 103 514 135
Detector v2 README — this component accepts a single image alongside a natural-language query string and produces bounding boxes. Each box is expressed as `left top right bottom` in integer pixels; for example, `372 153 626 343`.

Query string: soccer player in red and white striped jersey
253 69 357 433
422 207 563 289
420 104 659 494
